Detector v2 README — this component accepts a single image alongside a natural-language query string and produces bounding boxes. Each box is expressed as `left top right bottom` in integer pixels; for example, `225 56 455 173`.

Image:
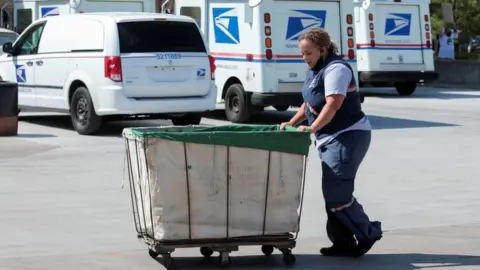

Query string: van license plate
156 53 182 60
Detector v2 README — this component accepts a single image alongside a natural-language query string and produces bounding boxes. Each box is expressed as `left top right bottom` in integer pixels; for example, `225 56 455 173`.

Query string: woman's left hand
297 125 315 133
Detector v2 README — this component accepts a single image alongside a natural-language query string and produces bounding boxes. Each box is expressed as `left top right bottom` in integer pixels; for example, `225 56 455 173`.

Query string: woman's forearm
311 103 337 131
289 103 307 126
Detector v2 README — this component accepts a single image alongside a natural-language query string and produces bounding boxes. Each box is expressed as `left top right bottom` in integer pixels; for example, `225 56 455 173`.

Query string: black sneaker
353 234 382 258
320 244 357 257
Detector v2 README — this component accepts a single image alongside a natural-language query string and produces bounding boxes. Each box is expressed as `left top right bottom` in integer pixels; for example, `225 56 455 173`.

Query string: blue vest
301 53 365 140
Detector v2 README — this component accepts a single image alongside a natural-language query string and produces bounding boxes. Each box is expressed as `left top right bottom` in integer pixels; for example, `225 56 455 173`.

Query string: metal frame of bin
124 134 308 269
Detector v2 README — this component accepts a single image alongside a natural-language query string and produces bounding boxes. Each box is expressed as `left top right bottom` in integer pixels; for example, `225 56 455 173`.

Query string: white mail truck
14 0 155 33
169 0 359 123
353 0 438 96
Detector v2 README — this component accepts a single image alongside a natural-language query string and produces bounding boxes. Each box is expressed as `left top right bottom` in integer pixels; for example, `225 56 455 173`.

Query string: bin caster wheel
283 253 296 266
148 249 159 259
162 254 172 269
219 252 231 267
261 245 274 256
200 247 214 258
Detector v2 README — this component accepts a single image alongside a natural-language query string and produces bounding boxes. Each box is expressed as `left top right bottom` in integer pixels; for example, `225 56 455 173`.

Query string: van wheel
394 82 417 96
70 86 102 135
225 84 252 123
171 114 202 126
274 105 289 112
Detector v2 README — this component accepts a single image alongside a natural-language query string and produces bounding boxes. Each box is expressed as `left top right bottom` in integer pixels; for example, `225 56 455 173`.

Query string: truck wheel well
68 80 87 107
222 77 242 99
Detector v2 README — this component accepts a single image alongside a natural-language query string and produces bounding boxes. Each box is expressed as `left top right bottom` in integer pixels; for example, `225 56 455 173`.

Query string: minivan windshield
117 20 207 53
0 32 18 45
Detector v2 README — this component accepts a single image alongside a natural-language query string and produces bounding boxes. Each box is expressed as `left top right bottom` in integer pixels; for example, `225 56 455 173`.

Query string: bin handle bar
135 142 149 236
144 138 156 239
125 139 141 234
262 151 272 235
184 142 192 240
226 146 230 239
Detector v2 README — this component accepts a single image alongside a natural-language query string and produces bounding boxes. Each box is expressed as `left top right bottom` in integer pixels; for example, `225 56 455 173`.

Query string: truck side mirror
363 0 371 9
2 42 13 54
248 0 262 7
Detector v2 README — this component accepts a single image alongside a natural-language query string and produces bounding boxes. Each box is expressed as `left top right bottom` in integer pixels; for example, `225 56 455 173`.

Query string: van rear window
117 21 206 53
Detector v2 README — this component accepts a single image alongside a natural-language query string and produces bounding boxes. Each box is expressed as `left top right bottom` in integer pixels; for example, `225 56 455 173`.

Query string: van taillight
424 14 431 48
208 55 216 80
345 14 355 60
348 49 355 59
104 56 122 82
265 49 273 60
368 13 375 48
347 27 353 37
264 13 273 60
264 13 271 23
346 14 352 24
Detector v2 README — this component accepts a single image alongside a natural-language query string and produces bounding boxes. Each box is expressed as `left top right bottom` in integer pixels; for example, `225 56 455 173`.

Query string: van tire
394 82 417 96
171 114 202 126
70 87 103 135
225 84 251 123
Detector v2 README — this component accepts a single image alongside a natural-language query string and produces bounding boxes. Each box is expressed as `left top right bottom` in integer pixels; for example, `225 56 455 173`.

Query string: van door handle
26 61 33 66
36 60 43 66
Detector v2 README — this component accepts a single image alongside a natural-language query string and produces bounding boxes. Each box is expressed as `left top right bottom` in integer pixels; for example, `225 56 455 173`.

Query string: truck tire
394 82 417 96
224 83 252 123
171 113 202 126
70 86 103 135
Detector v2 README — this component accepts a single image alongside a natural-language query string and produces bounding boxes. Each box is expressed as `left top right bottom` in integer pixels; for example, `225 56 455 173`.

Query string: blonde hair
298 28 339 53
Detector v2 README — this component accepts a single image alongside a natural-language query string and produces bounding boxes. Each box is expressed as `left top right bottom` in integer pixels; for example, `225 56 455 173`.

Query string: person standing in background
436 27 460 59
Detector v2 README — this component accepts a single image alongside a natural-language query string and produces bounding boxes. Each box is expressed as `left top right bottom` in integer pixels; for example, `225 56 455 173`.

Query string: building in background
156 0 173 13
0 0 13 30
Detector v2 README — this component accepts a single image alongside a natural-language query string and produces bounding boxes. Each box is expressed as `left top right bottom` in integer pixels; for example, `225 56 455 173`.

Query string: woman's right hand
280 121 293 130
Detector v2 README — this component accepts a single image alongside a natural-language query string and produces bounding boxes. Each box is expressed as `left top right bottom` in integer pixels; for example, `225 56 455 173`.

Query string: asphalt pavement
1 86 480 270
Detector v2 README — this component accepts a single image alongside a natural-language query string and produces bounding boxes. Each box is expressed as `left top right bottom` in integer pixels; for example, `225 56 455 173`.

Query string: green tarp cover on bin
130 124 312 156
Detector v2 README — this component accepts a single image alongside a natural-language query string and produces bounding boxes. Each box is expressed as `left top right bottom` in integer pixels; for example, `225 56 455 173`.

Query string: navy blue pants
319 130 382 245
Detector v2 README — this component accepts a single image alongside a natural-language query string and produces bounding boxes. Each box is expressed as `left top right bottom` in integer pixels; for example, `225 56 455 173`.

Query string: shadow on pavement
18 110 457 136
361 87 480 100
156 253 480 270
368 115 458 129
18 115 172 137
204 110 458 130
203 110 296 124
15 133 57 138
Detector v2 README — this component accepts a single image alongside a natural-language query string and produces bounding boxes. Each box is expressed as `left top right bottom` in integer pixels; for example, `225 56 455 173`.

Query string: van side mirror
2 42 13 54
248 0 262 7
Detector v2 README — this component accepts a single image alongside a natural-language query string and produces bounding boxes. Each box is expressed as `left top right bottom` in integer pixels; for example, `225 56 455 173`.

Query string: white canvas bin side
123 127 305 241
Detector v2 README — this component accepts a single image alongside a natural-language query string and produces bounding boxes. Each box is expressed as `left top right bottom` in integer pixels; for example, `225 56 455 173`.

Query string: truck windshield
117 21 207 53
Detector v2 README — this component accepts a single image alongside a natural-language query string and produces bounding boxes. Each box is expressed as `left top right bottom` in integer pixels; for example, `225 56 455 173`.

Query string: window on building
1 10 10 29
180 7 201 26
16 9 32 34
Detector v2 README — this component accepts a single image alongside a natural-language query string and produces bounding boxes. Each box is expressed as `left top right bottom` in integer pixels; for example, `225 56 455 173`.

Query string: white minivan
0 12 217 135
